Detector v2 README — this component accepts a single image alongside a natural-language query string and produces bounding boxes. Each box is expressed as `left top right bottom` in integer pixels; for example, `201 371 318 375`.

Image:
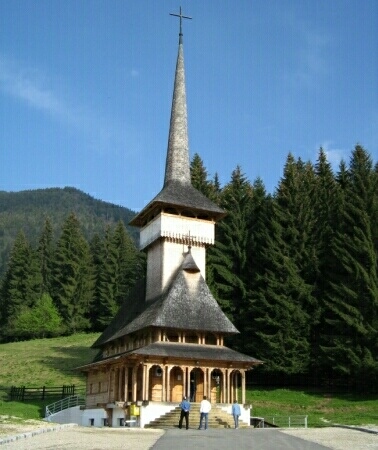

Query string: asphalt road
151 428 331 450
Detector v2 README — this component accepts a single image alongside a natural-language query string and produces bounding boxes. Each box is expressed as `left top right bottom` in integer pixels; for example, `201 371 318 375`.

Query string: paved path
152 428 332 450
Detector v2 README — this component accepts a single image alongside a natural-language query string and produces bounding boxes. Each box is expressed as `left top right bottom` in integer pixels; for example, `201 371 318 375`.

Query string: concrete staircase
145 403 248 429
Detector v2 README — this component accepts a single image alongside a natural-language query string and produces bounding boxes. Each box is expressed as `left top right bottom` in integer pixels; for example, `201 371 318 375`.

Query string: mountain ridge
0 187 139 277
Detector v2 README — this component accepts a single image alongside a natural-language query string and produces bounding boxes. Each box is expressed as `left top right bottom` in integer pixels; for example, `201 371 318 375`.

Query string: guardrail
266 415 308 428
45 395 85 419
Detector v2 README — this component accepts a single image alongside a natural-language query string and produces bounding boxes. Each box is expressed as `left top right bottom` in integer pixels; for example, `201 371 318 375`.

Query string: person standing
198 396 211 430
178 396 191 429
231 399 241 429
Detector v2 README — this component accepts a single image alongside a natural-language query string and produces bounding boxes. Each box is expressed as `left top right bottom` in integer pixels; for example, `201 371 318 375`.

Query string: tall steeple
164 7 192 186
130 8 224 231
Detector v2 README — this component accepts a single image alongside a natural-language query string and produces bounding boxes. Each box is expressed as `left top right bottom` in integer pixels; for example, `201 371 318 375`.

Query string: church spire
164 8 192 187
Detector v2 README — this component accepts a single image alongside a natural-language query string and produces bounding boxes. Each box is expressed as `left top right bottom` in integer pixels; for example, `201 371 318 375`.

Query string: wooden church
79 9 262 428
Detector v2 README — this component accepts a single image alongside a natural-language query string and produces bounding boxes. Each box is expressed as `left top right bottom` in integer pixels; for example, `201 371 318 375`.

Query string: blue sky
1 1 377 211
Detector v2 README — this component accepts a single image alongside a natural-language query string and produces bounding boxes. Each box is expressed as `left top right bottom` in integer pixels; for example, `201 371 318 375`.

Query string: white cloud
0 56 68 118
283 12 331 88
0 55 131 154
316 141 348 169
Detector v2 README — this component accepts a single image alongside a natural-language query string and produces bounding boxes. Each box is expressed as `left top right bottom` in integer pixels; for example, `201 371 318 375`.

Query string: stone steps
145 404 248 429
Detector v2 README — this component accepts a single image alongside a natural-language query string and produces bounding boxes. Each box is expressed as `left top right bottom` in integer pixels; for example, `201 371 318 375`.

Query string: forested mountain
0 187 138 278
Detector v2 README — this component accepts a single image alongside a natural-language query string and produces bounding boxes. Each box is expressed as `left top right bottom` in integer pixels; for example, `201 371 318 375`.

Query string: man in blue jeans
232 399 241 428
198 396 211 430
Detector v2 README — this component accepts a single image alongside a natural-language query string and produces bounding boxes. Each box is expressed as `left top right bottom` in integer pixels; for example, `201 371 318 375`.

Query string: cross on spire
170 6 192 43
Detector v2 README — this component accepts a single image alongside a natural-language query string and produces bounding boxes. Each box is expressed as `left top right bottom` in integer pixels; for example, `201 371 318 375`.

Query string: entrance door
190 368 204 402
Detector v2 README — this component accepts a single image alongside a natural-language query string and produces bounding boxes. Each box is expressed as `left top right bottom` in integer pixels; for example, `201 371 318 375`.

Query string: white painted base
45 402 251 428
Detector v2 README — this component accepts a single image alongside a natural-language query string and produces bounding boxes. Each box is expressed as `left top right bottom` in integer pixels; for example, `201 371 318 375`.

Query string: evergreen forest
0 145 377 391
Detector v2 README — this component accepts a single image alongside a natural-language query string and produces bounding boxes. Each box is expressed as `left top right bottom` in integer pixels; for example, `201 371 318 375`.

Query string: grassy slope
0 334 377 426
0 333 99 388
246 387 378 427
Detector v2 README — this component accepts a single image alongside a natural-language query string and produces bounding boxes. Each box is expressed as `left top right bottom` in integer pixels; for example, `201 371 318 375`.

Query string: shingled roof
81 341 262 370
130 180 225 227
92 252 238 349
132 342 262 365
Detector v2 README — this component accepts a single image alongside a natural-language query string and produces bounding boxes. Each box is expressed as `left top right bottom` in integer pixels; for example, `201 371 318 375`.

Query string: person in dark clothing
178 396 191 429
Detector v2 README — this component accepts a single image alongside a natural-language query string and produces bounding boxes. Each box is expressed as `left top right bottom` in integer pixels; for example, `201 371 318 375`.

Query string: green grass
0 333 99 389
246 387 378 427
0 332 99 423
0 334 377 427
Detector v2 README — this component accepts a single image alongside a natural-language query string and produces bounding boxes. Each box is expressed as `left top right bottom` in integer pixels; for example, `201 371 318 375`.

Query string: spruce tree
52 213 94 333
112 221 143 306
321 146 378 388
37 217 54 295
190 153 220 203
252 154 316 374
0 231 42 338
247 200 311 375
94 222 144 329
311 149 339 375
89 233 104 330
209 166 253 349
96 226 118 328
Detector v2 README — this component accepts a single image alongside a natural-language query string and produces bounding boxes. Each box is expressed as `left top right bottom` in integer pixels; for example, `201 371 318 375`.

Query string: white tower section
141 213 215 301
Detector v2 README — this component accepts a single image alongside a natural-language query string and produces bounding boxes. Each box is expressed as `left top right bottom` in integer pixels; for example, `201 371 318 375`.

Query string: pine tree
310 148 339 375
249 154 316 374
321 146 378 388
0 231 42 338
89 233 104 329
94 222 144 329
190 153 220 203
37 217 54 295
209 166 253 349
112 221 143 306
247 200 311 374
52 213 94 333
96 226 118 328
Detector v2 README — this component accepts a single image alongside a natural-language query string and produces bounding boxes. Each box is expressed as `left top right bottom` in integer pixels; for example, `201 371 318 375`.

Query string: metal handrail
45 395 85 418
268 415 308 428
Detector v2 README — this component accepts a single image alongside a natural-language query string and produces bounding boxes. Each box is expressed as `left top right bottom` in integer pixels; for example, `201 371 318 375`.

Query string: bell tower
129 8 225 301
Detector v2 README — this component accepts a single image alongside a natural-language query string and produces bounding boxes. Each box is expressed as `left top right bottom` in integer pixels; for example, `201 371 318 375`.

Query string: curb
333 425 378 435
0 423 78 446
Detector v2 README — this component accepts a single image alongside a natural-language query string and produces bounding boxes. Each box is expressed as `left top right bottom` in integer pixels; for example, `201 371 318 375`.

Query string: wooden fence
9 384 85 401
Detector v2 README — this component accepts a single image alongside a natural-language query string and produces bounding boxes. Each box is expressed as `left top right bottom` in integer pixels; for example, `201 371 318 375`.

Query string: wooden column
115 367 122 402
182 366 187 399
166 366 172 402
220 369 226 403
162 366 166 402
203 368 207 399
132 366 138 402
107 369 112 403
241 370 246 404
124 366 129 402
145 364 151 401
227 369 231 404
207 368 212 398
142 364 147 400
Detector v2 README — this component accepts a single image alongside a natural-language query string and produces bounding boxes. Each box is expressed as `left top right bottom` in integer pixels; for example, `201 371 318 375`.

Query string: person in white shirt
198 396 211 430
